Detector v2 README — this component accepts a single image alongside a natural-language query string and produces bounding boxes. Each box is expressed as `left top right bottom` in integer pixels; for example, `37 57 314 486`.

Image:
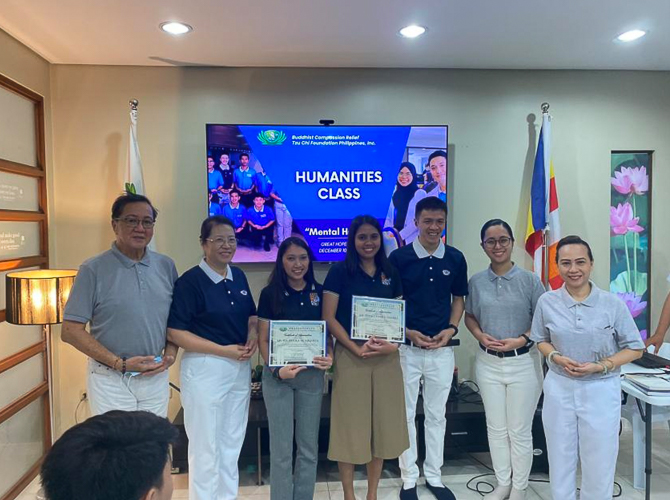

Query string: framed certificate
269 320 327 367
351 295 406 343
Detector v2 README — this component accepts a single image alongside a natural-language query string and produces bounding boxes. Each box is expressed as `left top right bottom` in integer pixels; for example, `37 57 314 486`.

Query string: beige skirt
328 342 409 464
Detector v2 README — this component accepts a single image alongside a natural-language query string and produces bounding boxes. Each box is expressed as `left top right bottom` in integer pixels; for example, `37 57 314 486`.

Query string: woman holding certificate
323 215 409 500
167 216 258 500
257 237 333 500
464 219 545 500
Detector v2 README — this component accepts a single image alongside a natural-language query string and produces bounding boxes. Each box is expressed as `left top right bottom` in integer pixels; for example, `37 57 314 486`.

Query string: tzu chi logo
257 129 287 145
381 272 391 286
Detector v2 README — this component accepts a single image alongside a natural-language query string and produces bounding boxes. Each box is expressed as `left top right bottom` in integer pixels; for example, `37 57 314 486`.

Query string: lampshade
5 269 77 325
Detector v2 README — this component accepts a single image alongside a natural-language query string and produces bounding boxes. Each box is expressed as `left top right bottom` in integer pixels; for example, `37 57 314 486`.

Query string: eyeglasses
483 237 512 249
205 237 237 247
115 217 155 229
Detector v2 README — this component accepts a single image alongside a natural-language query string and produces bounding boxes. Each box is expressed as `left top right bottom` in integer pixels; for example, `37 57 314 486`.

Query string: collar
253 206 264 213
412 238 445 259
285 282 315 296
229 203 240 209
559 281 599 308
111 242 151 268
487 263 520 281
199 258 234 284
221 165 230 170
240 166 249 172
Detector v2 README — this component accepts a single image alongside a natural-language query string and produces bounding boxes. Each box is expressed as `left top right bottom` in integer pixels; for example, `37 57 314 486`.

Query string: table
620 363 670 500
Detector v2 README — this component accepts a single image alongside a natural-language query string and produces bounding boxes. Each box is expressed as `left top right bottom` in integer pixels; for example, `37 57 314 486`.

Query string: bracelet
448 324 459 336
547 350 562 365
271 366 282 380
596 361 609 375
112 357 121 371
122 357 127 375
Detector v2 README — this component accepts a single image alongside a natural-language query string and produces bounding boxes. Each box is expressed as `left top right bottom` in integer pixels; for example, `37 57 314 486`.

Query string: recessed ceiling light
616 29 646 42
160 22 193 35
399 25 426 39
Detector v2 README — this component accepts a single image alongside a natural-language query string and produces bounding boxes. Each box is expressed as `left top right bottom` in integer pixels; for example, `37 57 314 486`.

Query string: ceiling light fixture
616 29 646 42
399 25 426 39
160 22 193 35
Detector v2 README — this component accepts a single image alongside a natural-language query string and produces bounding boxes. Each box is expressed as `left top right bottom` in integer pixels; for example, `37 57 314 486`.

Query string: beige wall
47 65 670 434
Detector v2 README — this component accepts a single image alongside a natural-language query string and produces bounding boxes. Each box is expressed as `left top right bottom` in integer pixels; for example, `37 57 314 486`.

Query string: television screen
205 125 448 263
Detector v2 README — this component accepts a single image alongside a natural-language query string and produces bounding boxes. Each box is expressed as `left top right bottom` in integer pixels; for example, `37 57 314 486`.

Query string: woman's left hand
496 337 527 352
566 362 605 377
313 354 333 370
361 337 398 359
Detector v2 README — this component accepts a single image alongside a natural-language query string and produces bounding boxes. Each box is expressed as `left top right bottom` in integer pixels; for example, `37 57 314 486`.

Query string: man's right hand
406 329 433 348
645 332 666 354
478 333 505 350
221 345 251 361
125 356 162 373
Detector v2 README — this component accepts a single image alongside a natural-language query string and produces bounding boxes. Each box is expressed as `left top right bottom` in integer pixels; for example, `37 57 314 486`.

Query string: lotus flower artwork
610 202 643 235
609 154 651 341
611 166 649 196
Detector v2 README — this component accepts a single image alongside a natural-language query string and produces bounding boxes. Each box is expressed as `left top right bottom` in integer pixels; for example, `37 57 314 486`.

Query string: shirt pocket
590 326 618 359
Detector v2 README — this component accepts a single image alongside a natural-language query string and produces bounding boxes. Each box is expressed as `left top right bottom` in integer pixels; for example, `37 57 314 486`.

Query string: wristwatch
271 366 283 380
447 324 459 336
520 334 534 346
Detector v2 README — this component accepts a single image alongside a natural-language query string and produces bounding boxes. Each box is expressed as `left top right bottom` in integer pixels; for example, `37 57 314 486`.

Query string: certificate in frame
350 295 406 343
269 320 327 367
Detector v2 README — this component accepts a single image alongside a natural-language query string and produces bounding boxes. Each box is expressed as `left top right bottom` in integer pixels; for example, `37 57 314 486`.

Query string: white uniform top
530 282 644 380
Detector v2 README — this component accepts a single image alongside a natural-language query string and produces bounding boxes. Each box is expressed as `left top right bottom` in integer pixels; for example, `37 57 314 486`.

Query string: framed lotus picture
610 151 652 340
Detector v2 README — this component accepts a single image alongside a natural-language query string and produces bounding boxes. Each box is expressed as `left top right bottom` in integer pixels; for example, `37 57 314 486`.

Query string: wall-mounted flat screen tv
205 125 448 263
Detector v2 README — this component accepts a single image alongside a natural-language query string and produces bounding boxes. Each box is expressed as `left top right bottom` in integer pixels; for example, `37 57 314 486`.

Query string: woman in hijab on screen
384 162 419 236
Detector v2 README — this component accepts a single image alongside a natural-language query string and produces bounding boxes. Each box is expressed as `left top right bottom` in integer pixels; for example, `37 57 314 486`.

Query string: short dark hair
239 152 250 160
111 193 158 220
41 411 177 500
200 215 235 242
555 235 594 263
428 150 447 163
229 189 241 197
344 215 393 277
480 219 514 241
253 193 266 200
415 196 448 219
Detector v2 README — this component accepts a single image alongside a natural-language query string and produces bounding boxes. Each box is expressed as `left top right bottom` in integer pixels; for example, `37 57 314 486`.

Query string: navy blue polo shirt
220 168 234 189
389 239 468 341
246 206 275 226
254 172 274 198
168 260 257 346
323 261 402 336
233 167 255 191
257 282 323 322
223 204 246 228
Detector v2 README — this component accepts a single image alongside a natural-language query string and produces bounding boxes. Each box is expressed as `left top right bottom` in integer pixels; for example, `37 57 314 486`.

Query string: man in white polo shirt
61 193 178 417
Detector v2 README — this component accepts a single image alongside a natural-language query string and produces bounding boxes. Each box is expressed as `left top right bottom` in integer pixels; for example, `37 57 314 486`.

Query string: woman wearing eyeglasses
464 219 545 500
167 215 258 500
531 235 644 500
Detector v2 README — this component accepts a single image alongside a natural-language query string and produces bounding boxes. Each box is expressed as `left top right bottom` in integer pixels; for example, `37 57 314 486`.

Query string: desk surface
621 363 670 406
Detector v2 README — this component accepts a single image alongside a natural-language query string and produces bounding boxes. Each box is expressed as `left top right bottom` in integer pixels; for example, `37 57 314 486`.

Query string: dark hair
239 152 250 160
266 237 317 317
111 192 158 220
200 215 235 242
555 235 594 263
253 193 266 200
229 189 241 197
428 150 447 163
415 196 448 219
41 411 177 500
210 191 221 204
344 215 393 277
480 219 514 242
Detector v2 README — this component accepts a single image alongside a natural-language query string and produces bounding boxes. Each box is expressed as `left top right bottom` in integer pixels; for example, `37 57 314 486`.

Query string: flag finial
541 102 550 114
129 99 139 111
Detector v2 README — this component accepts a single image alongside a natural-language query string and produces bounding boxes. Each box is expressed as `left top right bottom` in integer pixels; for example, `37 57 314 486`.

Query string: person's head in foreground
41 410 178 500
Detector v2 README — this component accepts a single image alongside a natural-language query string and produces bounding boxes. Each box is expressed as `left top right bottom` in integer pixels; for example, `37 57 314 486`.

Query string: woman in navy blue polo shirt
167 215 258 500
258 237 333 500
323 215 409 500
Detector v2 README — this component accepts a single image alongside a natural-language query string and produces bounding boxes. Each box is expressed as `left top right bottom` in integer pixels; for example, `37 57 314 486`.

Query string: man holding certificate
257 237 332 500
389 196 468 500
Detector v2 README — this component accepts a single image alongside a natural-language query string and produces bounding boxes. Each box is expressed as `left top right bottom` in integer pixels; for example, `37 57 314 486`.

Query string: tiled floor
16 421 670 499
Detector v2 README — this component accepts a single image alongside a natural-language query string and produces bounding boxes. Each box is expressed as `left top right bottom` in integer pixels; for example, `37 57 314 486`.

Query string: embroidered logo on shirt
381 272 391 286
310 292 320 306
240 290 248 296
442 270 451 276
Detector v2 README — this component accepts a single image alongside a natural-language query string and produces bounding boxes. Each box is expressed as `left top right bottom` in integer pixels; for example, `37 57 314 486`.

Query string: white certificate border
350 295 406 343
268 320 327 367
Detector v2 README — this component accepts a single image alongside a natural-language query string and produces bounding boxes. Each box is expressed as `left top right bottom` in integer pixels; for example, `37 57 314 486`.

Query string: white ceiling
1 0 669 70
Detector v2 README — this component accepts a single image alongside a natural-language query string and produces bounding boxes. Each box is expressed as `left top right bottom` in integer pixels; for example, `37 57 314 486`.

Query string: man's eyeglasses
205 237 237 248
115 217 155 229
483 237 512 249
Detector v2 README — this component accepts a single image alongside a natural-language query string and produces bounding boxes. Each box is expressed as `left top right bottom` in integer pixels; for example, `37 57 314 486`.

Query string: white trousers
181 352 251 500
475 350 543 490
542 370 621 500
274 203 292 246
398 345 455 488
87 359 169 417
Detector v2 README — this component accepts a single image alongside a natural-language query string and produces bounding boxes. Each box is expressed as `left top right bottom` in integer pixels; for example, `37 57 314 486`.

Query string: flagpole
540 102 551 289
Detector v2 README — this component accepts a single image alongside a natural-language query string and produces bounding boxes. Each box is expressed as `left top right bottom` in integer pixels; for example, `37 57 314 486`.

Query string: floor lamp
5 269 77 443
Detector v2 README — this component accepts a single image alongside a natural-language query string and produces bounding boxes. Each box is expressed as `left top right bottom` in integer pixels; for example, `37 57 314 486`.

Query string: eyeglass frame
482 236 513 249
204 236 238 248
113 216 156 229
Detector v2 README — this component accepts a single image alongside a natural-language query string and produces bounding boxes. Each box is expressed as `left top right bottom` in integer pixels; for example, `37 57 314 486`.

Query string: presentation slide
206 125 448 263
